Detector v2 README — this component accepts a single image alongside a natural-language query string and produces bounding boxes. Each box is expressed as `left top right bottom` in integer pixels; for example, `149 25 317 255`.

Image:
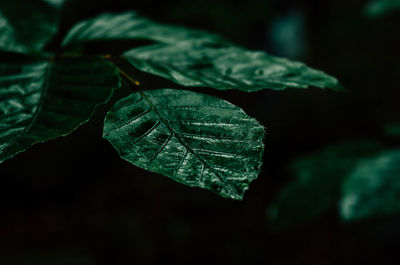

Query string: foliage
365 0 400 17
270 140 400 227
340 149 400 221
268 141 383 228
0 2 341 199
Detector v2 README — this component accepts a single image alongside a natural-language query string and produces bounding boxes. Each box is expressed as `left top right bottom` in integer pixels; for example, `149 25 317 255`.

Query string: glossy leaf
340 149 400 221
268 141 382 228
365 0 400 17
62 11 225 47
0 0 59 53
103 89 264 200
123 40 342 92
0 53 120 163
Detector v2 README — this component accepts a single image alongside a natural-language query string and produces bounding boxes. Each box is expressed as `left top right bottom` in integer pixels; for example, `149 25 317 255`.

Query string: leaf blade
62 11 225 47
365 0 400 17
103 89 265 200
123 41 342 92
268 141 383 229
340 149 400 221
0 54 121 163
0 0 60 53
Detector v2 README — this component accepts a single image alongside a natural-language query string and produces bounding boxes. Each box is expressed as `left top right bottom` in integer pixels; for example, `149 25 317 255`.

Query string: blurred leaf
62 11 226 47
340 149 400 221
383 122 400 138
268 141 383 229
0 53 120 163
41 0 67 9
123 40 342 92
103 89 264 200
0 0 60 54
365 0 400 17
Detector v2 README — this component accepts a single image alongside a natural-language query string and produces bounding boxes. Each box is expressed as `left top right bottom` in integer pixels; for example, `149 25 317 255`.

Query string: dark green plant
365 0 400 17
269 139 400 227
0 1 342 200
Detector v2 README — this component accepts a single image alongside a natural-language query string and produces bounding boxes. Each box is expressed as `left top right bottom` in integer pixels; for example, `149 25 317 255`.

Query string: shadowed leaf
0 53 120 163
62 11 225 47
0 0 61 54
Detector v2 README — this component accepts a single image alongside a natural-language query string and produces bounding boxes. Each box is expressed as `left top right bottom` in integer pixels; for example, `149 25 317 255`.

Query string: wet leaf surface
103 88 265 200
124 40 342 92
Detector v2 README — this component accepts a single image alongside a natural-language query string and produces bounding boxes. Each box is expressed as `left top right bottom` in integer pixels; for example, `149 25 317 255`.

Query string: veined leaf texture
123 41 342 92
0 54 120 163
0 5 344 199
63 11 342 92
103 89 265 200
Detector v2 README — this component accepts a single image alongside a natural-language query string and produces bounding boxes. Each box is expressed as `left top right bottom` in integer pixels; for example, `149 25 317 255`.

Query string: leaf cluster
0 1 341 199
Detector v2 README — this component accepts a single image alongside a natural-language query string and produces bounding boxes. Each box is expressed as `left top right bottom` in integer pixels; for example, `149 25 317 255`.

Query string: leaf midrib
138 90 236 195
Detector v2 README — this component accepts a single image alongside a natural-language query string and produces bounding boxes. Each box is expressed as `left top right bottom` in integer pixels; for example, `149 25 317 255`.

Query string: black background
1 0 400 264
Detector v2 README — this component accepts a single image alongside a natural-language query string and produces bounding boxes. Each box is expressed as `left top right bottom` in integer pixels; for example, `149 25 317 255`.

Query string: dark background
1 0 400 264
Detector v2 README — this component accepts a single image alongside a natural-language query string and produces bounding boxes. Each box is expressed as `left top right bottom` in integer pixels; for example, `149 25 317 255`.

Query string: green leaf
123 40 342 92
62 11 225 47
268 141 383 229
103 89 264 200
62 11 341 92
383 122 400 137
41 0 66 9
0 53 120 163
340 149 400 221
0 0 60 54
365 0 400 17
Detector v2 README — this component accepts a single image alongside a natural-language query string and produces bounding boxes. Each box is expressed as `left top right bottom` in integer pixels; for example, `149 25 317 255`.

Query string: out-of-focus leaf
268 141 383 229
41 0 66 9
103 89 264 200
62 11 225 47
123 40 342 92
383 122 400 138
0 0 60 53
0 53 120 163
340 149 400 221
365 0 400 17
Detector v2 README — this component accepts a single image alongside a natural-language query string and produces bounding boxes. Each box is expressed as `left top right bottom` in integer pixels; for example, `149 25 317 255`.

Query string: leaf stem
51 53 141 88
118 68 140 87
101 54 141 88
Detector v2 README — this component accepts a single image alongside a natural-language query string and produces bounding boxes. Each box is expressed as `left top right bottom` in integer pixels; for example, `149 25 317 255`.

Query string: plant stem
118 68 140 87
102 54 141 88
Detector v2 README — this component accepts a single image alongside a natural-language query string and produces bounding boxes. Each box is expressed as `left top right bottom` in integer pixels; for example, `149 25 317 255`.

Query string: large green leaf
0 0 60 54
62 11 225 47
365 0 400 17
0 53 120 163
103 89 264 200
268 141 383 228
123 40 342 92
340 149 400 221
63 11 341 92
